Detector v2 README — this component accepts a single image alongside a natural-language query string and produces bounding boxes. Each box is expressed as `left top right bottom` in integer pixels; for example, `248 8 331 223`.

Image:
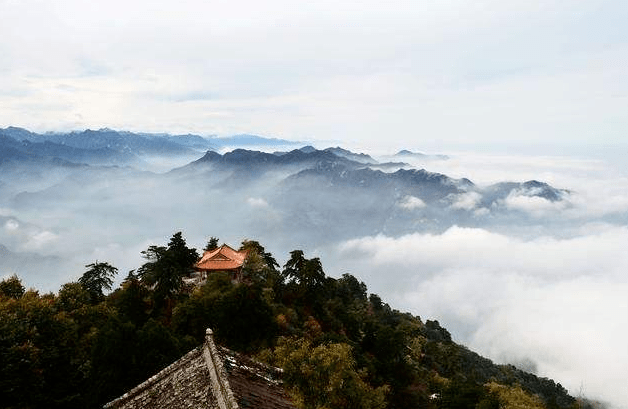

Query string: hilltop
0 233 591 409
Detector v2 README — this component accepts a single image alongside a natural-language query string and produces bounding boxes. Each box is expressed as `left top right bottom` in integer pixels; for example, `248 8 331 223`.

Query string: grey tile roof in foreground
104 329 296 409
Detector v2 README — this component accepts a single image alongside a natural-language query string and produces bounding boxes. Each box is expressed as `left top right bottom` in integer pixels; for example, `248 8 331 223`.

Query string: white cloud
22 230 59 251
4 219 19 231
387 152 628 225
502 190 569 216
247 197 269 208
0 208 15 216
467 276 628 407
398 269 628 407
473 207 490 217
1 0 627 149
0 217 62 254
449 191 482 210
337 226 628 407
340 226 628 280
398 195 426 210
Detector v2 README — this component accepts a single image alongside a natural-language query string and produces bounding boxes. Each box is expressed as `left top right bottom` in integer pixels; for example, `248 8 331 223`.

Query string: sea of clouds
331 149 628 408
1 147 626 407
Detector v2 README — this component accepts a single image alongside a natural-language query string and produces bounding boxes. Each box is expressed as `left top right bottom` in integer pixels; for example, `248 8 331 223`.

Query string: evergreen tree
138 232 199 318
79 261 118 304
240 239 279 271
0 274 25 299
109 271 150 325
204 236 220 252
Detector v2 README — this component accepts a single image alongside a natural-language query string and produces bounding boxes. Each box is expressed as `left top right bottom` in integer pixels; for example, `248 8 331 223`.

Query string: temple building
193 244 248 282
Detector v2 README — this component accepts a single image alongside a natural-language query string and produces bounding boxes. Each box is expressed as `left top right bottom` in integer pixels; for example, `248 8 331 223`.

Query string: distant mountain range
394 149 450 160
0 130 135 166
167 147 570 239
178 147 566 205
1 126 571 246
0 127 300 167
212 134 302 147
0 127 569 223
0 243 61 275
282 146 378 164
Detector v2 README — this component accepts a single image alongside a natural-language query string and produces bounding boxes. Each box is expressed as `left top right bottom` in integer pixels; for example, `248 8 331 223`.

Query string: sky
1 0 628 151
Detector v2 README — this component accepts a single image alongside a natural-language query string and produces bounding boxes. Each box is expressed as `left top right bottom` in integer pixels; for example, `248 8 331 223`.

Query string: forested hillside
0 232 589 409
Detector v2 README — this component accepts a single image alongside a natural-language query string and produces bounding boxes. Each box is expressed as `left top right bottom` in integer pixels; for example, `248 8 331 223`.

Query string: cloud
467 276 628 407
389 152 628 226
397 195 426 210
247 197 269 208
337 226 628 407
502 190 569 216
449 191 482 211
340 226 628 280
1 0 627 149
0 215 61 254
22 230 60 251
0 208 15 216
3 219 19 231
398 269 628 407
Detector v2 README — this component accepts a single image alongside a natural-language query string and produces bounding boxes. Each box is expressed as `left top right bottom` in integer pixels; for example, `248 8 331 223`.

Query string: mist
1 144 626 407
329 151 628 408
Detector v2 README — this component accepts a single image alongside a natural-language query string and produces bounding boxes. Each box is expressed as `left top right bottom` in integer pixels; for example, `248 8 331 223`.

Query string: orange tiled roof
195 244 248 271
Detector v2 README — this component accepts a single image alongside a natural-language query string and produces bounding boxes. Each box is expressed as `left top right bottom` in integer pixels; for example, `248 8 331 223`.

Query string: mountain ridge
0 127 302 168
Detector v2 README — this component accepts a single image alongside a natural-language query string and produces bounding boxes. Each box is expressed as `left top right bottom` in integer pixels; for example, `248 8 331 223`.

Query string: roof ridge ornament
202 328 239 409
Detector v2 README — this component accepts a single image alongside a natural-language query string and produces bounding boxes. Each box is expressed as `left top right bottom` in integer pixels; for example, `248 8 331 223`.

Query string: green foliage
424 319 452 343
79 261 118 304
172 273 276 350
204 236 220 251
486 382 546 409
436 379 500 409
0 285 112 408
0 290 49 407
89 316 138 404
0 236 580 409
57 282 91 311
107 271 150 325
272 337 389 409
240 239 280 271
138 231 199 317
281 250 327 315
282 250 325 290
0 274 25 299
89 316 194 406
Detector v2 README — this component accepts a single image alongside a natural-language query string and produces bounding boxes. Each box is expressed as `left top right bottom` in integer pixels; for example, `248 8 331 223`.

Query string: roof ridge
202 328 239 409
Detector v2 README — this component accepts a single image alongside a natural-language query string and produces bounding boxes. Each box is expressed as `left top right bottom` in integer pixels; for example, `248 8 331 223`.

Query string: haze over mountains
0 126 301 168
1 126 573 254
1 127 627 408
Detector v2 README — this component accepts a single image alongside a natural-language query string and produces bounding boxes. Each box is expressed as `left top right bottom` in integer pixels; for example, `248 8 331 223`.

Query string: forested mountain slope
0 233 590 409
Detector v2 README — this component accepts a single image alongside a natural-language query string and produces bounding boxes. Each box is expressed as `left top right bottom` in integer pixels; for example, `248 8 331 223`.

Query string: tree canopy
0 234 586 409
137 231 199 315
79 261 118 303
203 236 220 252
0 274 24 299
